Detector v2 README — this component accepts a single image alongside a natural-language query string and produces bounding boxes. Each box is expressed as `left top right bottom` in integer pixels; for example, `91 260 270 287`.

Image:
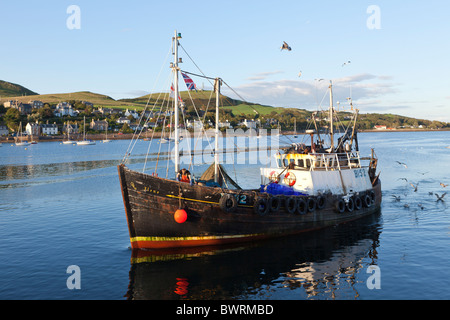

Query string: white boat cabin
261 146 373 196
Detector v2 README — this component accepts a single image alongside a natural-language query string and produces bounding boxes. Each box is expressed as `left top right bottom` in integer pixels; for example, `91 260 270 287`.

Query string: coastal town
1 95 449 144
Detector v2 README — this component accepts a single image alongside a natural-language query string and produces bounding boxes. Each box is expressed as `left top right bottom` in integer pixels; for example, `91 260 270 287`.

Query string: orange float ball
174 209 187 223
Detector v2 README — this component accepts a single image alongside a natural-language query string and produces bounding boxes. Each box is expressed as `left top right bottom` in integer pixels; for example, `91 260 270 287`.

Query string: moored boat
118 31 381 250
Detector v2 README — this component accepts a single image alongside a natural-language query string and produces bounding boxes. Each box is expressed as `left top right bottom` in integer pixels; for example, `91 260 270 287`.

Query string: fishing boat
117 31 381 250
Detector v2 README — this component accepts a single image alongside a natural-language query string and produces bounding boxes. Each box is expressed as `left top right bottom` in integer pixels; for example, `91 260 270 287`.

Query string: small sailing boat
117 31 381 250
63 121 76 144
15 122 30 146
77 116 96 145
102 121 111 143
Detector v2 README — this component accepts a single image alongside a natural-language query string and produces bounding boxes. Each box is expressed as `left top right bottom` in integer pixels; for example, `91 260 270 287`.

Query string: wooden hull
118 164 382 249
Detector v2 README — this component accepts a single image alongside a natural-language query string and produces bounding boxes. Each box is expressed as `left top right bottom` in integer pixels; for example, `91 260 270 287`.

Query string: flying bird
391 195 401 201
298 71 302 77
342 61 351 67
398 178 408 182
409 182 419 192
281 41 292 51
440 183 448 188
418 171 429 176
396 161 408 168
435 192 447 201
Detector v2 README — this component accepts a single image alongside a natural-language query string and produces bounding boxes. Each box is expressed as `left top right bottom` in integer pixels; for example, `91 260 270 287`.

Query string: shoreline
1 128 449 143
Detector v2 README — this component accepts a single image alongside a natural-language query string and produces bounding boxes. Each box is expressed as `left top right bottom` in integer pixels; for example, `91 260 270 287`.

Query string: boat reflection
125 212 382 300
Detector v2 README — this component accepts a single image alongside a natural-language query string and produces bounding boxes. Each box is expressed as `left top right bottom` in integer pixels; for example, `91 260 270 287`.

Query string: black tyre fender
363 194 372 208
316 196 326 210
354 196 362 210
346 197 354 212
268 196 282 213
296 198 307 215
335 198 346 213
219 193 237 213
285 196 297 214
307 197 316 212
254 197 269 216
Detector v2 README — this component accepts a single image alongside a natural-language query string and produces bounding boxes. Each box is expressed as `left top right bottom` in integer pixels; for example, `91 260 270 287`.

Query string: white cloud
226 73 399 113
246 70 284 81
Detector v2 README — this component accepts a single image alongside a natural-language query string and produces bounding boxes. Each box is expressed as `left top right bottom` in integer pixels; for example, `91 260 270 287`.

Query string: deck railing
309 152 364 171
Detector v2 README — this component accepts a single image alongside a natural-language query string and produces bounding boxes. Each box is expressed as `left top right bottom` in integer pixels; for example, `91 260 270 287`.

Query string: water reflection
0 158 156 189
125 213 382 300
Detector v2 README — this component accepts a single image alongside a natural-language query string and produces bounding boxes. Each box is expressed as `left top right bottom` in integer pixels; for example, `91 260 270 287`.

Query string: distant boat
77 116 96 146
102 123 111 143
63 121 76 144
160 137 174 144
15 122 30 146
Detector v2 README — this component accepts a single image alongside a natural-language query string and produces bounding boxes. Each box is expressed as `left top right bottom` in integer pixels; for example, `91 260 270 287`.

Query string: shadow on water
125 212 382 300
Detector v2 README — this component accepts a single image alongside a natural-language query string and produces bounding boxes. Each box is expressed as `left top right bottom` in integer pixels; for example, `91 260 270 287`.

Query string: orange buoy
174 209 187 224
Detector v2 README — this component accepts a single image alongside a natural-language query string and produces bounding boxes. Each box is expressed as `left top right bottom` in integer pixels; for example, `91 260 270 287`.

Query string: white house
116 117 131 124
186 119 203 130
41 123 58 135
55 102 77 117
219 120 233 129
239 119 257 129
124 109 140 119
26 121 41 136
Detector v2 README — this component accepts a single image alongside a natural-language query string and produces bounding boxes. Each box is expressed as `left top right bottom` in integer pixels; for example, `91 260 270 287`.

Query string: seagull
396 161 408 168
409 182 419 192
391 195 401 201
342 61 351 67
398 178 408 182
440 183 448 188
435 192 447 201
298 71 302 77
403 204 410 209
418 203 424 210
315 78 324 82
281 41 292 51
418 171 429 176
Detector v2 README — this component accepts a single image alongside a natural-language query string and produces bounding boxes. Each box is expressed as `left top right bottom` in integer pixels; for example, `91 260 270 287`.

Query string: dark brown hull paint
118 164 382 249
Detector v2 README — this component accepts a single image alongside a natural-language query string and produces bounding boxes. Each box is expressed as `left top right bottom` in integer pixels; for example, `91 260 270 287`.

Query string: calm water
0 131 449 300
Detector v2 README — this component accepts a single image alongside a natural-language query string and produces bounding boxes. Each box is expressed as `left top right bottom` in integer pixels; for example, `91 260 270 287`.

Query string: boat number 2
234 194 248 205
354 169 367 179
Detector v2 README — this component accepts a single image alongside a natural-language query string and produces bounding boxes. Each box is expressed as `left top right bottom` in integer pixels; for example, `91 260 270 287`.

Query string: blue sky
1 0 449 121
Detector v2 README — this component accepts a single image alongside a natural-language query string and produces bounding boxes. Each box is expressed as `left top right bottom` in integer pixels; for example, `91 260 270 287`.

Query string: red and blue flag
181 72 197 91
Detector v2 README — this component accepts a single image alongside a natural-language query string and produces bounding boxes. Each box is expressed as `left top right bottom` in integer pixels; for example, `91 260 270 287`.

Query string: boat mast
329 80 334 151
172 31 181 174
214 78 221 183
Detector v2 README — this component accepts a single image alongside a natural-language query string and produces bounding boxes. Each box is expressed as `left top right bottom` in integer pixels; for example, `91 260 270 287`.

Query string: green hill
0 81 448 130
0 80 38 97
